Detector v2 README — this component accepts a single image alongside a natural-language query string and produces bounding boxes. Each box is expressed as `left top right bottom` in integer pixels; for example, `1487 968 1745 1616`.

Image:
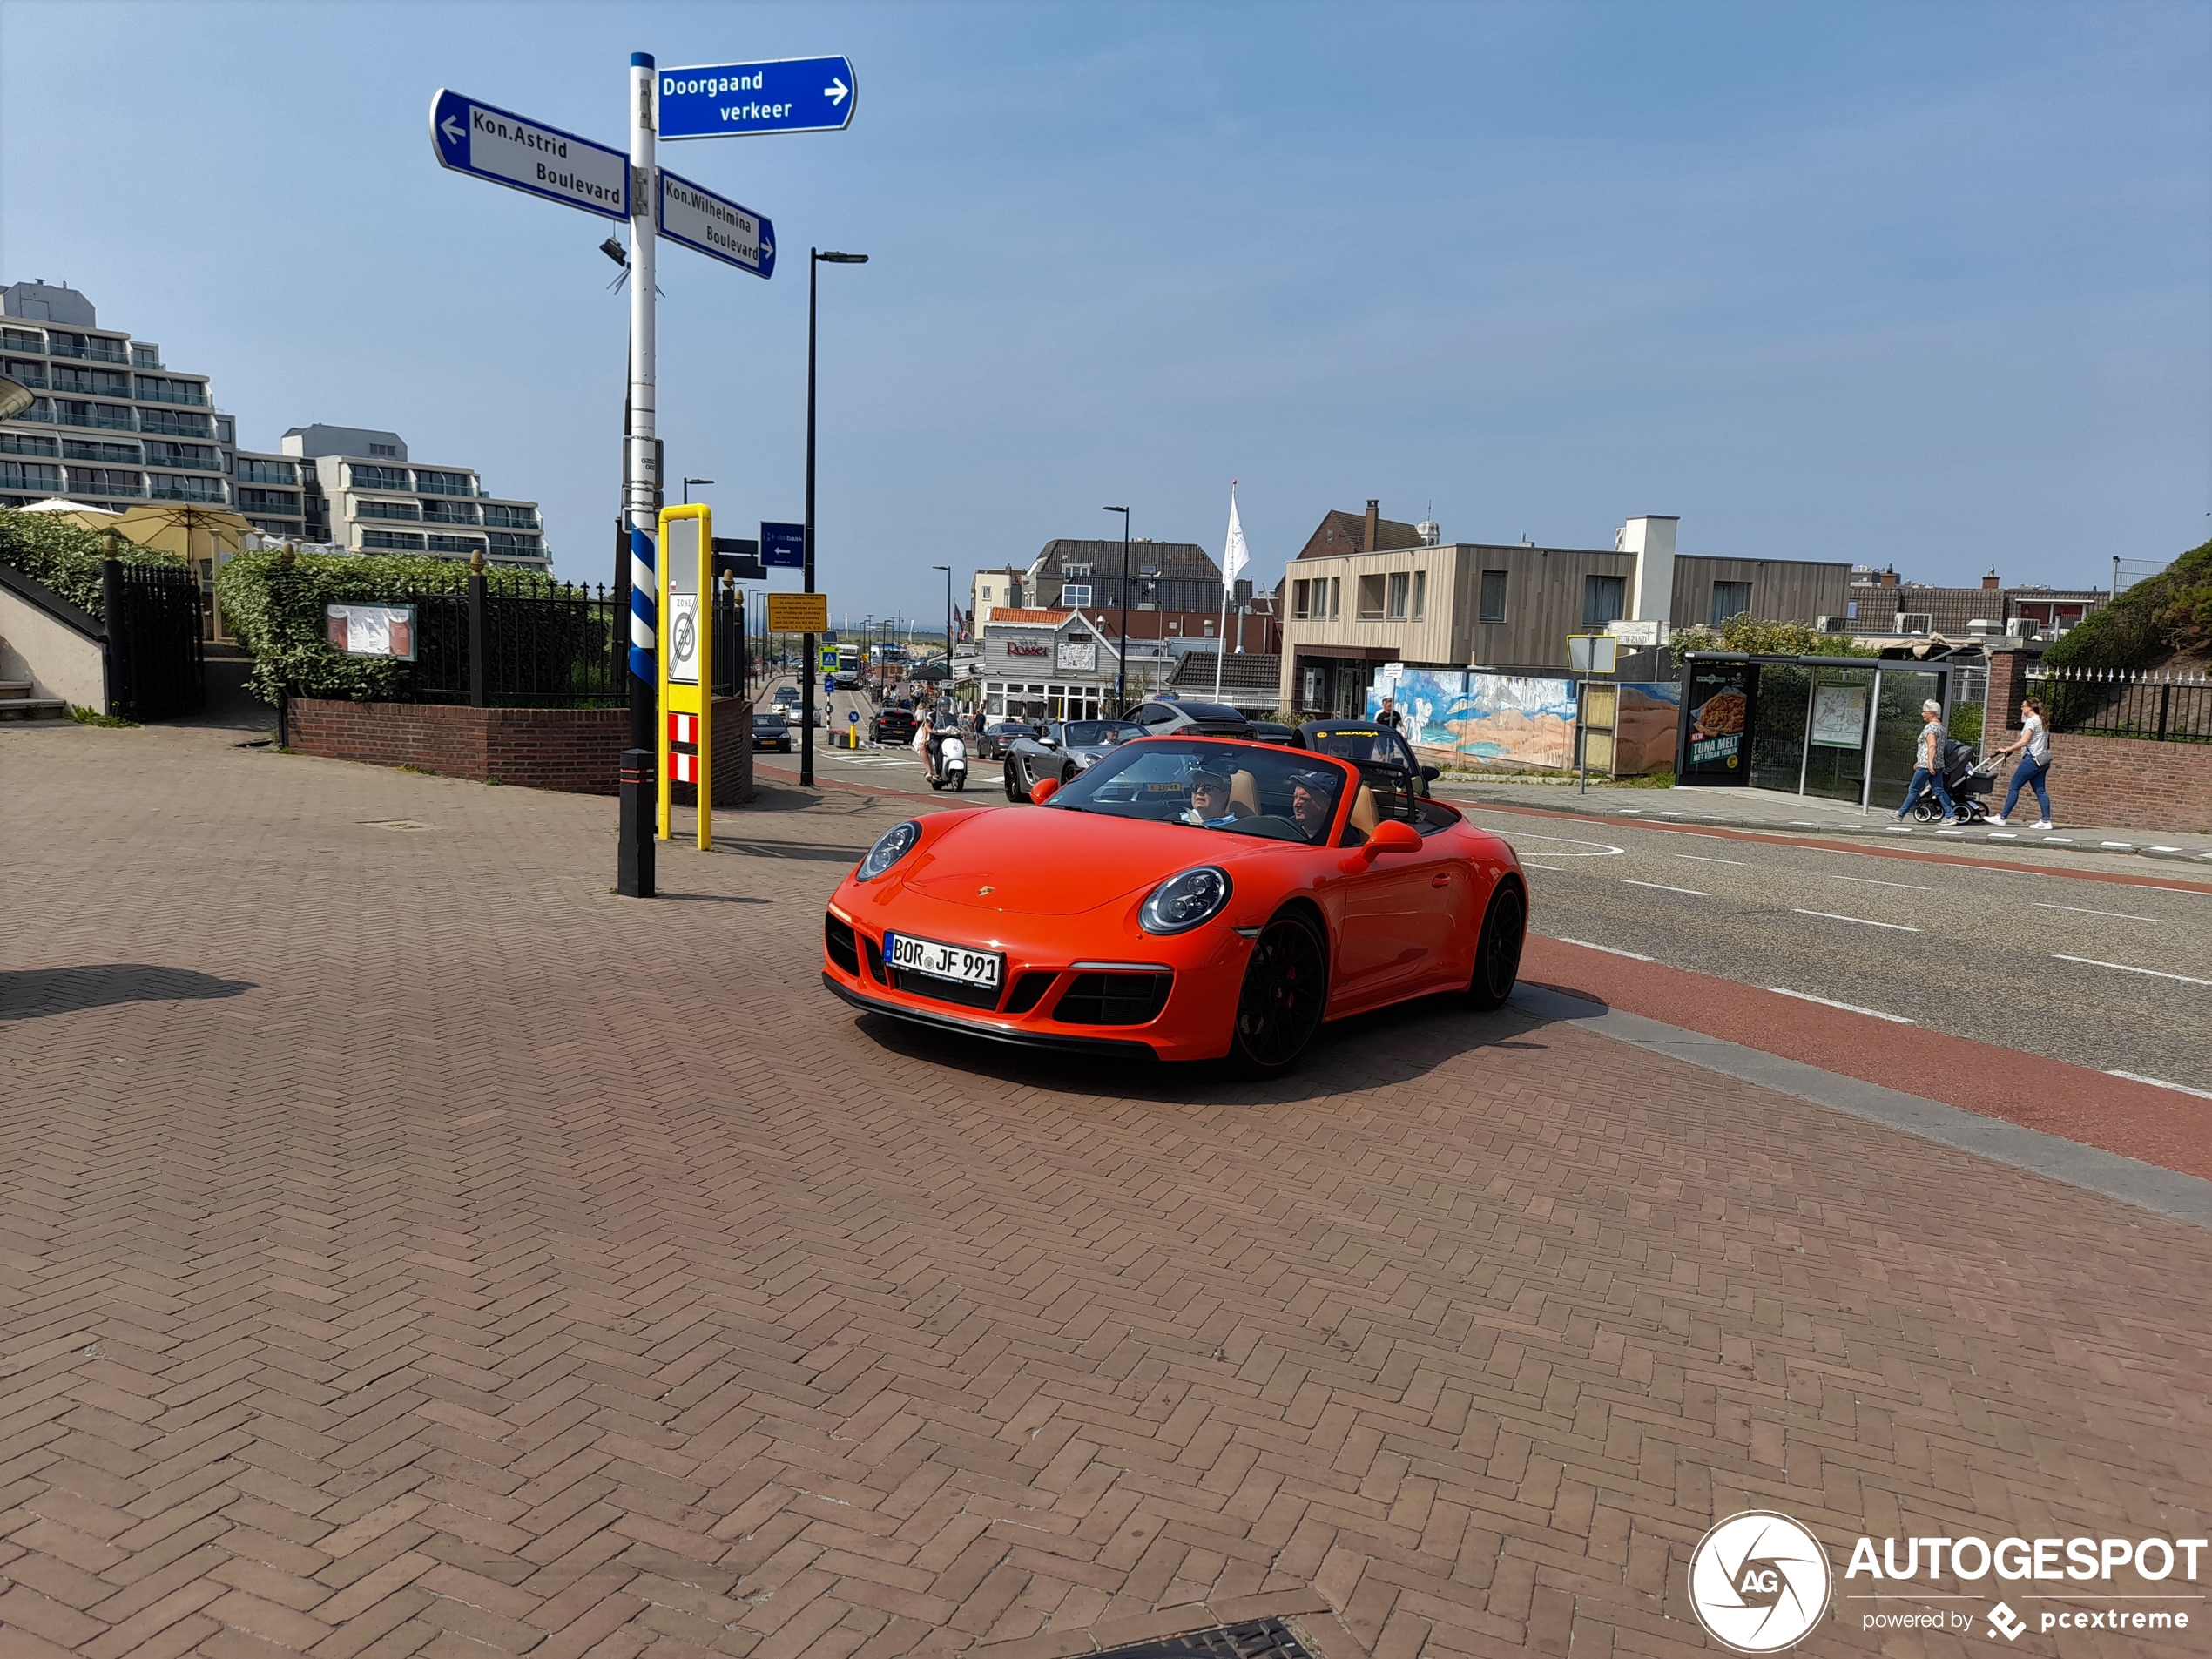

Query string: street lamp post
803 248 869 786
933 564 953 716
683 476 713 504
1103 506 1130 710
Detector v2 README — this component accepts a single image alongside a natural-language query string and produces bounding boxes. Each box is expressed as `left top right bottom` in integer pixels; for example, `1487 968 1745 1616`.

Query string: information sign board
658 168 775 278
657 57 858 139
428 90 628 220
760 521 805 569
767 592 829 632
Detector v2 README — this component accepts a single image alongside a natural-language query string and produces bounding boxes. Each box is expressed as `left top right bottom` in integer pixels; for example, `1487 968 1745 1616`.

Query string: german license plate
886 933 1002 988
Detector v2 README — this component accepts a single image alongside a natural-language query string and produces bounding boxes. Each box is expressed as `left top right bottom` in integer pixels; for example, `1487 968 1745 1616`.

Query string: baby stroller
1908 735 1998 823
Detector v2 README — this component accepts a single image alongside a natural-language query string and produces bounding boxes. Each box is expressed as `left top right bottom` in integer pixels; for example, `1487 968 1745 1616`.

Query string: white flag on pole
1215 483 1246 698
1223 486 1249 583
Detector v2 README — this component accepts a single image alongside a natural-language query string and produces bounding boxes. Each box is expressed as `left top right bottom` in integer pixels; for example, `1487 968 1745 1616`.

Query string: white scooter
926 725 968 792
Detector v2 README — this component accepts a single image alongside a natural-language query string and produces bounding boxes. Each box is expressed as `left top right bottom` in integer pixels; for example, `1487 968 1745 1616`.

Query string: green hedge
2046 539 2211 671
215 550 573 705
0 508 186 617
1669 614 1877 658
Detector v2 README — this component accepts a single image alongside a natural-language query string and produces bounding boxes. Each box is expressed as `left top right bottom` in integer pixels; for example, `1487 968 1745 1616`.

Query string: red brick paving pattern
2 725 2208 1659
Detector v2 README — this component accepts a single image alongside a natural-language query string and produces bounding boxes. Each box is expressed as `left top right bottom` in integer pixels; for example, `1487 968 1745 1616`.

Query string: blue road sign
657 57 857 140
761 522 805 569
429 90 629 220
658 168 775 279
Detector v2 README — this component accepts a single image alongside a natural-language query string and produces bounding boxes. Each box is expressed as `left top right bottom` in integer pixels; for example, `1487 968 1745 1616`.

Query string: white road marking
1554 937 1656 961
2106 1070 2212 1101
1676 853 1747 866
2054 954 2212 986
1522 862 1565 872
1623 880 1710 896
2033 901 2161 922
1794 908 1920 932
1829 873 1930 891
1768 988 1913 1023
1510 833 1626 858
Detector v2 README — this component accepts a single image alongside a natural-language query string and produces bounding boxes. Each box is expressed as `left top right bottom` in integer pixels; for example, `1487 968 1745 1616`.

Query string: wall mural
1366 670 1678 775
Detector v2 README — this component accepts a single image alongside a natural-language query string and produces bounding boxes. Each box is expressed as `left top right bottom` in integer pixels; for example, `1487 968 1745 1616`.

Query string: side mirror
1360 819 1421 860
1029 777 1060 806
1420 765 1440 785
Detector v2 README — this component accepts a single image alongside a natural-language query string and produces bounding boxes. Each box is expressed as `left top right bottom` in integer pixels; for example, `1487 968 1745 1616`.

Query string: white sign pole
627 52 659 737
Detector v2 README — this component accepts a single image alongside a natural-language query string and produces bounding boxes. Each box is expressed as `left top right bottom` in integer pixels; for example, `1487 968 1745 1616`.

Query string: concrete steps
0 679 70 720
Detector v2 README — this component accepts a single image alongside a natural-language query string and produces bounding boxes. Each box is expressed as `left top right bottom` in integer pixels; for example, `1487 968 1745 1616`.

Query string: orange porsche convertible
822 734 1527 1073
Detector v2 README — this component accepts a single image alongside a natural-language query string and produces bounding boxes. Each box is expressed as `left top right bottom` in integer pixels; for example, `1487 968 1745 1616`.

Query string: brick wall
287 698 753 805
1988 721 2212 833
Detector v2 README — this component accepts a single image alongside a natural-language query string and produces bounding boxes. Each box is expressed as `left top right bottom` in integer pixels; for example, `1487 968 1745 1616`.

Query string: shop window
1480 570 1507 623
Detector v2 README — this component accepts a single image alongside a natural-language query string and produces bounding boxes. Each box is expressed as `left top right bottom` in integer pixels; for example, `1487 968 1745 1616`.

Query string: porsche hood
887 807 1258 916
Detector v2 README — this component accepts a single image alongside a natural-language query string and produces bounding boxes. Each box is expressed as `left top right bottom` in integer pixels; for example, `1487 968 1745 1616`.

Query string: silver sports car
1001 718 1146 800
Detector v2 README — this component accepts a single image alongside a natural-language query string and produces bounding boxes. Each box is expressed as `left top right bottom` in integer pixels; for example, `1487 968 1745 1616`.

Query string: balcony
138 411 214 438
3 371 49 389
47 339 131 364
149 478 226 502
236 463 298 486
134 382 210 407
414 476 475 497
57 407 138 431
147 455 223 473
70 479 148 498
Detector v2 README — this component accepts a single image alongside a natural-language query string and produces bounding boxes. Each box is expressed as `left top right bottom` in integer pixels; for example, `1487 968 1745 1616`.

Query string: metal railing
2029 664 2211 744
138 411 215 437
133 383 210 407
149 479 226 502
145 454 223 472
47 339 132 363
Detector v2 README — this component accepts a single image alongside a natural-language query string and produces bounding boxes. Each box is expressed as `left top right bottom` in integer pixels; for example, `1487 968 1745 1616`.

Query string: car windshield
1308 726 1416 768
1063 720 1144 746
1044 739 1346 844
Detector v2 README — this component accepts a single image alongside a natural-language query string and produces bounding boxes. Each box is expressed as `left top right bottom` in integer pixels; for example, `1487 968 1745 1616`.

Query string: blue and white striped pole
627 50 658 745
617 51 659 897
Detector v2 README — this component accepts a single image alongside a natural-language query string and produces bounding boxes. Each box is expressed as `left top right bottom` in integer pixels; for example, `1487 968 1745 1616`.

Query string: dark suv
871 707 919 745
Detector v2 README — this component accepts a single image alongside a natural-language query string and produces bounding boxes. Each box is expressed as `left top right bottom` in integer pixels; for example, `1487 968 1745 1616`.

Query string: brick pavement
3 723 2208 1659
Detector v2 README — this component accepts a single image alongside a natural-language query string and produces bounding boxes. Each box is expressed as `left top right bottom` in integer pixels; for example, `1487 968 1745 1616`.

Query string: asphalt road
1474 810 2212 1092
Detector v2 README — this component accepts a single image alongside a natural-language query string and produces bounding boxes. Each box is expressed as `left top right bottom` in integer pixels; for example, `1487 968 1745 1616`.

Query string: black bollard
618 747 655 898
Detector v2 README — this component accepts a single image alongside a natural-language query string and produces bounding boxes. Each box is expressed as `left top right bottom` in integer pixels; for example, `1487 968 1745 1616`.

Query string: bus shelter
1674 651 1958 811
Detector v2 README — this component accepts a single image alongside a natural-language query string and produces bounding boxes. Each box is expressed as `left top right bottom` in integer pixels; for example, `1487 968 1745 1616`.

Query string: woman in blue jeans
1987 696 2054 828
1894 700 1958 822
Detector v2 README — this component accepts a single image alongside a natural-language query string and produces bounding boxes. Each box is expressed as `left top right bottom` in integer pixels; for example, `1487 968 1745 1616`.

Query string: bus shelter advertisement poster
1684 663 1754 779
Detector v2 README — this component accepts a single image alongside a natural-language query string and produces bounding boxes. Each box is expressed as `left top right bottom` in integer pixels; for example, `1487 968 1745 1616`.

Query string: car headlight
1139 867 1232 934
857 820 921 881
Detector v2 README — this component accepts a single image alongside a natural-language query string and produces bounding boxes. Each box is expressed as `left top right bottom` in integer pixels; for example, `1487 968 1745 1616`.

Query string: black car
1294 720 1438 795
1250 721 1296 745
752 713 793 752
872 707 919 745
973 720 1038 760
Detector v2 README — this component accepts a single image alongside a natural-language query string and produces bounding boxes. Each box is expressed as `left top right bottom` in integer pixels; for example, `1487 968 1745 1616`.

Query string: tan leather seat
1347 784 1379 838
1229 770 1261 818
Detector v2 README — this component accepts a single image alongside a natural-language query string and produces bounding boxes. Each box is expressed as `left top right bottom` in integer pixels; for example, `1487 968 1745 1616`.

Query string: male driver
1895 699 1958 824
1289 772 1337 840
1182 767 1249 827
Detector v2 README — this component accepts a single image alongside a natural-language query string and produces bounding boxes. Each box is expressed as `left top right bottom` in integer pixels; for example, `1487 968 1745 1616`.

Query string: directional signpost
658 169 775 278
656 57 857 139
429 45 854 883
429 91 630 219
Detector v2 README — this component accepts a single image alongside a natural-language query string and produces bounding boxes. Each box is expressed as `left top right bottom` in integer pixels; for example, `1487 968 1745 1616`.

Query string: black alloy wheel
1061 762 1077 785
1004 757 1024 801
1467 882 1526 1012
1228 914 1327 1074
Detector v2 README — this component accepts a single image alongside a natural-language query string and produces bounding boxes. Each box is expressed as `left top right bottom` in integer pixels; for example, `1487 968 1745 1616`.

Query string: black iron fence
2030 664 2211 744
397 574 741 706
102 557 204 720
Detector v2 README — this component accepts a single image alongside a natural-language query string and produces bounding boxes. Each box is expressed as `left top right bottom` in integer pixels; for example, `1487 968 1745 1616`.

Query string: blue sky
3 2 2207 612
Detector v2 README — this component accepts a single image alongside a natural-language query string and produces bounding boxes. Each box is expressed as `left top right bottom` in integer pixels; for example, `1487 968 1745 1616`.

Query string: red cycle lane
1521 934 2212 1180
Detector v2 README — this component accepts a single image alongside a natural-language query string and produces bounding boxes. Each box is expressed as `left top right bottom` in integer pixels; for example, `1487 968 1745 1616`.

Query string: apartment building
0 281 239 514
0 282 550 571
273 425 550 571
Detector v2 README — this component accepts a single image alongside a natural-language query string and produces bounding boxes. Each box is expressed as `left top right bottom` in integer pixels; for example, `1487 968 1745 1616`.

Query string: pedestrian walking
1895 699 1958 823
1375 694 1404 732
1986 696 2054 828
